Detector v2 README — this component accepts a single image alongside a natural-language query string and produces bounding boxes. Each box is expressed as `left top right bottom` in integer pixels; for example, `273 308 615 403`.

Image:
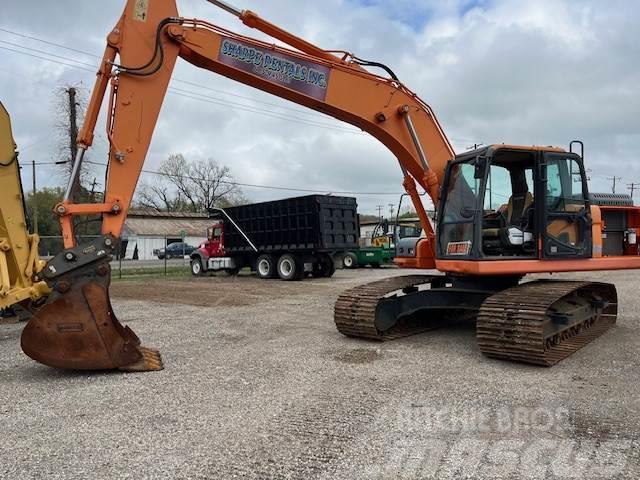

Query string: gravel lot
1 268 639 479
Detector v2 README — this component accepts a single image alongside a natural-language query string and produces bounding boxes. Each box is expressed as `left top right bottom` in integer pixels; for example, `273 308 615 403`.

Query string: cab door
208 224 225 257
540 152 592 258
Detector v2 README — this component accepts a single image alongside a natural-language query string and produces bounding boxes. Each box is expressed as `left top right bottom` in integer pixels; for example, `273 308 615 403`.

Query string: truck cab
200 221 225 258
191 220 240 276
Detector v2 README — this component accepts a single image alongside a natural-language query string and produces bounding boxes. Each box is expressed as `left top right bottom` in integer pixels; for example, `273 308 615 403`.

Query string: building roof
123 209 211 238
360 216 431 226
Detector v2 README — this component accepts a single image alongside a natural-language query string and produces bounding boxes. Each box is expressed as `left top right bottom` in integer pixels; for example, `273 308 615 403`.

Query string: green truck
342 220 422 269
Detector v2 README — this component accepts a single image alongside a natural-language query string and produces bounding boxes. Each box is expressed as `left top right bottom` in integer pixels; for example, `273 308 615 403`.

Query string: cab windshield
439 161 480 256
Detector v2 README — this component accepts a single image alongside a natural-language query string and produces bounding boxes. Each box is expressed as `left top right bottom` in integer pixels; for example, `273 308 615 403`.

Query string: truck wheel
313 254 335 278
312 261 327 278
256 254 277 279
324 255 336 277
277 254 302 281
321 254 336 277
191 259 204 276
342 252 357 269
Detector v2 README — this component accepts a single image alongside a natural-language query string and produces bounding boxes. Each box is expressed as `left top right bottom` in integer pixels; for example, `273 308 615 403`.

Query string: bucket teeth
21 258 162 372
119 346 164 372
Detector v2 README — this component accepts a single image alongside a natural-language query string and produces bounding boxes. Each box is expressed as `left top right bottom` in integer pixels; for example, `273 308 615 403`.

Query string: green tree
25 185 102 241
398 210 418 219
25 187 65 237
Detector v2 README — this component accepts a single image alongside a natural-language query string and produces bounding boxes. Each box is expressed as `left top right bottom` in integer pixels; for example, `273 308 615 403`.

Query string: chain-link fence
39 236 195 280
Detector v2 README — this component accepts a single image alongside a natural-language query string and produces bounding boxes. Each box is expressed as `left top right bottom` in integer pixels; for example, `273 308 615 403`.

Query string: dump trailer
190 195 359 280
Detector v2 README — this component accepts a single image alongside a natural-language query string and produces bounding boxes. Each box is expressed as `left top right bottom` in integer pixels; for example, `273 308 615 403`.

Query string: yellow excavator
0 102 50 320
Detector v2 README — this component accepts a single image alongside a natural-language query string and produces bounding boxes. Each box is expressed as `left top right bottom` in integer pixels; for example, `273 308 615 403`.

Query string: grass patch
112 266 192 281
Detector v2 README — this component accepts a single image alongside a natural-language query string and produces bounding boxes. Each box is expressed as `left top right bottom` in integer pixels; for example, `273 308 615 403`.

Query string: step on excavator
20 0 640 371
0 103 50 321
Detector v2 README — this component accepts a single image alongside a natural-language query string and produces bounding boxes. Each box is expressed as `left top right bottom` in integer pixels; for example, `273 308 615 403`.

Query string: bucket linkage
21 236 162 372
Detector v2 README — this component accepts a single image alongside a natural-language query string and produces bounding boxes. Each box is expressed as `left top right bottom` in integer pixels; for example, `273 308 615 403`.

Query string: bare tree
53 83 91 200
135 154 245 212
136 183 187 212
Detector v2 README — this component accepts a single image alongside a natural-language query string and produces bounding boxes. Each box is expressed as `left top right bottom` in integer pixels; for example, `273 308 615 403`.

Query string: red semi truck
190 195 359 280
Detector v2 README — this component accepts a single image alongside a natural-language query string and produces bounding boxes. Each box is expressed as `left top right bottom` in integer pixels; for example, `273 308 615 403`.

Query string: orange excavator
21 0 640 371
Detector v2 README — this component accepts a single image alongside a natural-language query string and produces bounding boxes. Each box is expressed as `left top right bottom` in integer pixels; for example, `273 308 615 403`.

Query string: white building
121 210 211 260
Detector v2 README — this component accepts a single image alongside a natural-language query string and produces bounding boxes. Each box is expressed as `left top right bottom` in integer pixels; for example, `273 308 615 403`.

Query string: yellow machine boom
0 102 49 316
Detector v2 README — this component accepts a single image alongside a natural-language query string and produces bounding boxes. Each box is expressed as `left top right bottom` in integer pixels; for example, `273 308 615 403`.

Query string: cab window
439 161 479 257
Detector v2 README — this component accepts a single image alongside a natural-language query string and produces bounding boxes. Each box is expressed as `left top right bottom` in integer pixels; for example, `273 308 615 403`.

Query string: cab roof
458 144 567 161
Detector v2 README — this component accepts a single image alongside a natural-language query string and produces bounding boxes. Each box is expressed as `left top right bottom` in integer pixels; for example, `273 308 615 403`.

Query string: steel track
476 280 617 366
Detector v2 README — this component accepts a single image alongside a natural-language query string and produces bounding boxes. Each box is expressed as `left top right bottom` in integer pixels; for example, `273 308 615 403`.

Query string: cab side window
546 158 585 212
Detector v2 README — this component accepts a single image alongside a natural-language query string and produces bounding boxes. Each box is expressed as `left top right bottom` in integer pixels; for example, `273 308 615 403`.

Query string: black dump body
211 195 359 253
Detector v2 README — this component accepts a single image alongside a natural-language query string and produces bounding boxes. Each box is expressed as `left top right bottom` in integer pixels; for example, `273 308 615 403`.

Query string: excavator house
20 0 640 371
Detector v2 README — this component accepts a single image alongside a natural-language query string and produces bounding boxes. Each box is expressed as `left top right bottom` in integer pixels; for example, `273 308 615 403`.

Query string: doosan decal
218 38 330 101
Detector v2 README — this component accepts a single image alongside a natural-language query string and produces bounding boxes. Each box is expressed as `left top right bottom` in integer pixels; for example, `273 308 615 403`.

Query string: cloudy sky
1 0 639 215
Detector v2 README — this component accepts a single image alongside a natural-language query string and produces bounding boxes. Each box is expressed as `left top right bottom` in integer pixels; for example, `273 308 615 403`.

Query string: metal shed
122 210 211 260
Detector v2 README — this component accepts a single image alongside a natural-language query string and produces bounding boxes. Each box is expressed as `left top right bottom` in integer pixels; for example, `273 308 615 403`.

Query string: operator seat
483 191 533 239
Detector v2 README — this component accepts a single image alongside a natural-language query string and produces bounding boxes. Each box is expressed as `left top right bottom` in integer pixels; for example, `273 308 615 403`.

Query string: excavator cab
437 145 592 261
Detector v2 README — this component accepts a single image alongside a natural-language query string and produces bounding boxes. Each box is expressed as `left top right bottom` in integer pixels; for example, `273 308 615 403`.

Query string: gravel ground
1 268 639 479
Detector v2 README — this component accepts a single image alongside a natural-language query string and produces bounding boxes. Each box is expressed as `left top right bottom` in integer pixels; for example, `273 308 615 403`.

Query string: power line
78 159 403 196
0 43 364 135
2 27 462 197
167 87 363 134
0 45 95 73
28 157 405 195
0 40 97 68
0 27 98 58
0 27 474 143
0 27 355 124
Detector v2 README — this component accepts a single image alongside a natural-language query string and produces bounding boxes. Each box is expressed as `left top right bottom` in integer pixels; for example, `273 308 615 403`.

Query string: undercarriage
334 274 617 366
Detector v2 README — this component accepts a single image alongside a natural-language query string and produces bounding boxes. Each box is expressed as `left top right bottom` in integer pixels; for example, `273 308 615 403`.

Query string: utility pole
628 183 639 200
31 160 38 235
585 168 592 181
83 177 100 235
89 177 98 202
67 87 81 201
607 176 622 194
376 204 384 220
388 203 395 220
467 143 483 151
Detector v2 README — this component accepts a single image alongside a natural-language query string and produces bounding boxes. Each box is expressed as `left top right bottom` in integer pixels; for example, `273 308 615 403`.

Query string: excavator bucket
21 236 162 372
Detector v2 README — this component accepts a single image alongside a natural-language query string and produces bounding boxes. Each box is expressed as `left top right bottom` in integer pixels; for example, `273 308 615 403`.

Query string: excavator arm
21 0 454 371
0 103 50 317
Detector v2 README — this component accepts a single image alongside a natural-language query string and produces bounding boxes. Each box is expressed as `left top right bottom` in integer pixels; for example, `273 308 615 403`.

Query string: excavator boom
21 0 455 371
0 103 50 318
